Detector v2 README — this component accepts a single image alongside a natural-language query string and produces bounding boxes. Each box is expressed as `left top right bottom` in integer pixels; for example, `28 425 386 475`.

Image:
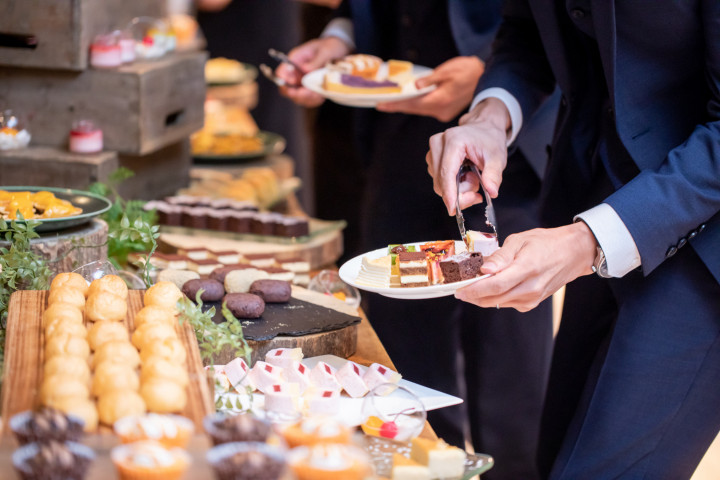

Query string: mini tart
280 417 352 448
111 440 190 480
114 414 194 448
288 444 371 480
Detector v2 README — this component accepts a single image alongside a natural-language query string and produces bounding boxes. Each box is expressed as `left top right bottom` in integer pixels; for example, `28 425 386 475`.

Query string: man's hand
456 222 598 311
426 97 511 215
376 56 485 122
276 37 351 108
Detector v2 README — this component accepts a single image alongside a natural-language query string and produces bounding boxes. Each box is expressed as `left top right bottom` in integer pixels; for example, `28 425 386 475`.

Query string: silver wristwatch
591 246 612 278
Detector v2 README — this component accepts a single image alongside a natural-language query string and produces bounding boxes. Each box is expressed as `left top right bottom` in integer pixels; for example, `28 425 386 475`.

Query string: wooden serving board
1 290 214 434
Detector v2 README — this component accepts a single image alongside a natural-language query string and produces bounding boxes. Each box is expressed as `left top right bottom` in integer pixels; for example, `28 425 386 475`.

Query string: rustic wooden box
0 52 206 155
0 147 118 188
0 0 166 71
0 140 189 199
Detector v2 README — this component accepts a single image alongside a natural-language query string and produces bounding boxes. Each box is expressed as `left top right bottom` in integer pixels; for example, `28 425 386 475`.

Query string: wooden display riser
0 219 108 276
0 0 167 71
0 141 190 199
0 52 206 155
1 290 214 434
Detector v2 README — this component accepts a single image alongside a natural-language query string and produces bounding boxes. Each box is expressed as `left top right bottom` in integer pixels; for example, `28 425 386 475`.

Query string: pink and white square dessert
363 363 402 395
305 389 341 416
264 383 301 416
336 361 369 398
284 361 312 393
265 347 304 370
224 357 255 392
309 361 342 392
248 361 284 394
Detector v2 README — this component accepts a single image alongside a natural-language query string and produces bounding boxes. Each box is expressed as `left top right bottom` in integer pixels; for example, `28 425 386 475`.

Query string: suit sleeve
603 0 720 276
475 0 556 121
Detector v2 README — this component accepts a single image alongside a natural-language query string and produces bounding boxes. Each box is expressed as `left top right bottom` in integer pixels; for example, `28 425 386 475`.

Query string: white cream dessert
265 347 304 370
284 361 312 394
356 255 392 288
309 361 342 392
335 361 369 398
363 363 402 395
391 453 431 480
248 361 284 394
410 437 466 479
264 383 301 415
467 230 499 256
305 388 341 416
223 357 255 391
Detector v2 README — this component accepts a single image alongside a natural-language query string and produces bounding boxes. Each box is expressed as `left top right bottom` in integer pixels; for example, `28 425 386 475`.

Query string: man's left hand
456 222 598 312
376 56 484 122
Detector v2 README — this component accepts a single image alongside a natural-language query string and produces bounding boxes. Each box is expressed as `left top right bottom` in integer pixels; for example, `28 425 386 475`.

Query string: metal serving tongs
455 160 499 248
259 48 304 88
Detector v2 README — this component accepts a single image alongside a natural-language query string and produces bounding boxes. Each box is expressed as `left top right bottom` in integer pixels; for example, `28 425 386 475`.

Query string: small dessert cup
114 414 194 448
13 440 94 480
203 412 272 445
206 441 287 480
111 440 191 480
10 409 85 445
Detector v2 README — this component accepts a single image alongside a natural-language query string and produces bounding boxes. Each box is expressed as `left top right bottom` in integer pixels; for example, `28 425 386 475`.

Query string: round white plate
338 241 489 300
301 64 436 108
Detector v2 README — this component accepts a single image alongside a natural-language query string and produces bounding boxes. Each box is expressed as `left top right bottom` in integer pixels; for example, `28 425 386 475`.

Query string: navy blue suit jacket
341 0 558 178
479 0 720 282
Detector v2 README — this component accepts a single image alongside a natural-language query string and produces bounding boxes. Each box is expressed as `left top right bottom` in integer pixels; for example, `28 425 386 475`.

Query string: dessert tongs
455 160 498 248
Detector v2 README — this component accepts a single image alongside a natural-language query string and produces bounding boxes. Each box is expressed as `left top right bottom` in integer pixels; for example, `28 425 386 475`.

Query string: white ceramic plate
301 64 436 107
215 355 463 427
338 241 489 300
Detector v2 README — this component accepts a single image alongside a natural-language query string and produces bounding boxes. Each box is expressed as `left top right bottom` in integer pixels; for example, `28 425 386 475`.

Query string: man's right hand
426 97 512 215
276 37 351 108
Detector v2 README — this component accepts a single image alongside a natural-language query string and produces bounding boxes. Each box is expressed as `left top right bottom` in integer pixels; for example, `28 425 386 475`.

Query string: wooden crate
0 147 118 189
0 51 206 155
118 140 191 200
0 0 166 71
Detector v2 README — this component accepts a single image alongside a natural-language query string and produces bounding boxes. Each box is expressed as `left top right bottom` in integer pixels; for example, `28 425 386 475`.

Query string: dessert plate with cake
338 233 497 300
301 54 436 107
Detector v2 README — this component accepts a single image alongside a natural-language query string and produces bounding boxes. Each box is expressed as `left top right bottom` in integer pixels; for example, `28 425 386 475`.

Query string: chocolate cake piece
439 251 484 283
182 278 225 302
250 213 281 236
181 207 208 229
207 210 232 231
275 217 310 237
249 279 291 303
227 211 254 233
398 251 430 287
225 293 265 319
154 203 182 226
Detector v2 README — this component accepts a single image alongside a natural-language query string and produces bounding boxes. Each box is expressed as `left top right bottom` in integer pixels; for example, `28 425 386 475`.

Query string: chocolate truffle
439 251 484 283
249 280 291 303
224 293 265 319
182 279 225 302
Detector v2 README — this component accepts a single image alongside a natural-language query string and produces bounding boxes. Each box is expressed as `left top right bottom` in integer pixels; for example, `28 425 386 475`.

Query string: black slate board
202 297 361 341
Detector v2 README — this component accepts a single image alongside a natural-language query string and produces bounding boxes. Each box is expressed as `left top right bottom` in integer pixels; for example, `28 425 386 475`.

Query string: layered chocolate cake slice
398 251 430 287
439 251 484 284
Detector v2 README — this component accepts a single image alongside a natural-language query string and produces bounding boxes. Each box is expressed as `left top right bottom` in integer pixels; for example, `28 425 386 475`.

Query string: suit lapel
590 0 617 105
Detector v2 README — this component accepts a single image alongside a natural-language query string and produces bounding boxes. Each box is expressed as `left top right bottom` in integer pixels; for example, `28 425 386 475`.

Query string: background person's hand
455 222 598 311
425 97 511 215
276 37 351 108
376 56 485 122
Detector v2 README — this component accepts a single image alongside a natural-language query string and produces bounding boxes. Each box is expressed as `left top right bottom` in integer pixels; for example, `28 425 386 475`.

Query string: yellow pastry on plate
133 305 178 329
40 374 90 407
140 337 187 365
140 378 187 413
45 318 88 339
93 340 141 369
88 274 129 299
141 357 189 387
47 286 86 311
87 321 129 350
144 281 183 312
44 333 90 359
85 292 128 322
131 323 178 351
44 355 91 385
42 302 83 328
98 390 147 425
50 272 89 297
52 396 99 432
92 361 141 397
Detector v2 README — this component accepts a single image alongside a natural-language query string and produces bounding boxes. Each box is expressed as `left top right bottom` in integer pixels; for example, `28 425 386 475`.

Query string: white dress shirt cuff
575 203 642 277
320 18 355 52
470 88 523 145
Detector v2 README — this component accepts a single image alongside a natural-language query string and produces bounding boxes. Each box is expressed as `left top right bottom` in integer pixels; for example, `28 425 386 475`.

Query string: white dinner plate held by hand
301 64 436 108
338 241 489 300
